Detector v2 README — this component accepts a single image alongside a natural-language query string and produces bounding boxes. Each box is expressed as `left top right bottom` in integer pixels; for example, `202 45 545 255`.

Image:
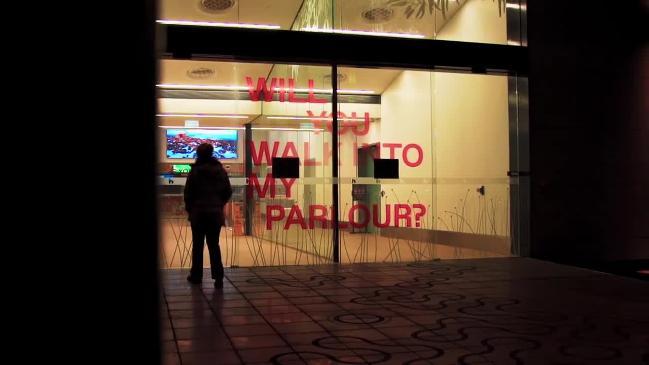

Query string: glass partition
157 58 526 268
337 66 519 263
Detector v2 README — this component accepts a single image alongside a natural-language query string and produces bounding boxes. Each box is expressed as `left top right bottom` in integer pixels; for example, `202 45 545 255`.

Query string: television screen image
166 129 238 159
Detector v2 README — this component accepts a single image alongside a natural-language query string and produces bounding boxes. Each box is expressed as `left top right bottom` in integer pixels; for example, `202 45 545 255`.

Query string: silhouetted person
184 143 232 288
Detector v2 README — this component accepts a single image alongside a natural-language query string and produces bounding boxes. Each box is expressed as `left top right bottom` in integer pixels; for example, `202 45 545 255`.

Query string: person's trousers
189 213 224 281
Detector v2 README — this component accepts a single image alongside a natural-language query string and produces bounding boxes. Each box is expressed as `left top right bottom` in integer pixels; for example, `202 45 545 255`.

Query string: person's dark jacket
183 157 232 225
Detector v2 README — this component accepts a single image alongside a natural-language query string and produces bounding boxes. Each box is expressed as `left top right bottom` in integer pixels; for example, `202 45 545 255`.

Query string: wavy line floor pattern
161 258 649 365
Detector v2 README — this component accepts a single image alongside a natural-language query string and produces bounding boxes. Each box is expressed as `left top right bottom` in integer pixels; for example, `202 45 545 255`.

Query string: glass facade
157 58 527 268
337 67 517 263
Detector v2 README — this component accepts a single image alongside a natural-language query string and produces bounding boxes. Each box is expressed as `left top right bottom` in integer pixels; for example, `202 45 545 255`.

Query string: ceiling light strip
266 116 368 121
158 126 324 132
157 114 249 119
157 20 280 29
157 84 375 95
301 27 425 39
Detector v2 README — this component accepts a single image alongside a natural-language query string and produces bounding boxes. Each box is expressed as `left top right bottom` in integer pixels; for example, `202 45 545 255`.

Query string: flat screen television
166 129 239 159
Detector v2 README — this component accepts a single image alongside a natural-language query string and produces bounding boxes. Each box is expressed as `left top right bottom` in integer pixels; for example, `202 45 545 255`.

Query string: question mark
413 204 426 227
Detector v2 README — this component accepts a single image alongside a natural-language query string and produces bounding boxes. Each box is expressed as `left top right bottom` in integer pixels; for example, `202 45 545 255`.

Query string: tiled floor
161 258 649 365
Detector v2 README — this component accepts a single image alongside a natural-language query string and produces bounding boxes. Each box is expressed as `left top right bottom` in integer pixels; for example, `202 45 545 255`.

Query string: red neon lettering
330 206 349 229
248 173 275 199
266 205 285 229
305 111 371 136
337 112 352 135
281 142 299 158
304 142 321 166
373 204 391 228
309 205 329 229
323 142 333 166
249 141 281 165
288 79 307 103
403 144 424 167
280 178 296 198
249 174 295 199
307 80 327 103
278 78 286 102
383 143 402 159
246 77 277 102
307 110 329 133
285 205 307 229
264 203 427 230
394 204 412 227
349 204 370 228
413 204 426 228
350 112 371 136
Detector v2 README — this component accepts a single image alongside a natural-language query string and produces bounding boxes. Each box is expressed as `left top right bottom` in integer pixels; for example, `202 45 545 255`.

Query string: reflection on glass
157 60 336 268
337 66 517 264
156 59 523 269
158 0 522 45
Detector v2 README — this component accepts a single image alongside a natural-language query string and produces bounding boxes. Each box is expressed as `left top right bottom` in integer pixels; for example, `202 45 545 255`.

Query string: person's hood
191 158 222 174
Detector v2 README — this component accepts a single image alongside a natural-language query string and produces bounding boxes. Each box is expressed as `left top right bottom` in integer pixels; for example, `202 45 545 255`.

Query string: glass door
157 59 336 268
336 66 522 263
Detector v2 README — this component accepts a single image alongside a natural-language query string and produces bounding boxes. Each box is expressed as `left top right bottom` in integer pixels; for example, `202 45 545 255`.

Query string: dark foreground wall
527 1 649 267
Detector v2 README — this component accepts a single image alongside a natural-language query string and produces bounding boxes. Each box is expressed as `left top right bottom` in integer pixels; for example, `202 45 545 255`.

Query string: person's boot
214 279 223 288
187 275 202 284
